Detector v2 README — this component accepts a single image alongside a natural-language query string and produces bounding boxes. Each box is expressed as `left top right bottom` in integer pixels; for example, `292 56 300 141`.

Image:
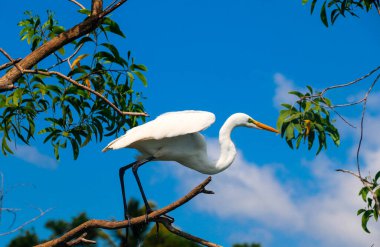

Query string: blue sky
1 0 380 246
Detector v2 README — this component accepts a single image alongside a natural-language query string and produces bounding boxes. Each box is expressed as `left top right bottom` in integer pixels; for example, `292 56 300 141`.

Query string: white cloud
168 139 380 247
272 73 301 110
13 144 57 169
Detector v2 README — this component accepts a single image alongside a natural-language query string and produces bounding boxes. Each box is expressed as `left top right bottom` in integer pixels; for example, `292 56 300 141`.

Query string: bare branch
0 58 22 71
0 208 52 237
158 217 221 247
356 73 380 178
0 48 24 74
336 169 372 186
23 69 148 117
68 0 86 10
36 177 214 247
66 233 96 246
321 65 380 94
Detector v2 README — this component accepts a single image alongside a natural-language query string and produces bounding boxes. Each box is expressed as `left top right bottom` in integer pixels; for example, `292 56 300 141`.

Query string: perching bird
102 110 278 223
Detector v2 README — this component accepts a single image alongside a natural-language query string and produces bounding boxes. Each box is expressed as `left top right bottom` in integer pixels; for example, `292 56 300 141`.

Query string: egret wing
102 110 215 152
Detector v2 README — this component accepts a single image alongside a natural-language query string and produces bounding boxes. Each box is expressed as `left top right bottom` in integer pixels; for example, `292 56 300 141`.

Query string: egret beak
253 120 279 133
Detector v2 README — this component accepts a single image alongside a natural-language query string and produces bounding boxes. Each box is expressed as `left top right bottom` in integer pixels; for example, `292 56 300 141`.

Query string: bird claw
162 214 175 223
144 206 153 224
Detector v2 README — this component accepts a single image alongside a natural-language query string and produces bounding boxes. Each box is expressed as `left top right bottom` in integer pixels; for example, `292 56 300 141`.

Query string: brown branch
157 217 222 247
0 208 52 237
0 58 22 71
336 169 372 186
36 177 214 247
91 0 103 16
66 233 96 246
23 69 148 117
0 0 128 91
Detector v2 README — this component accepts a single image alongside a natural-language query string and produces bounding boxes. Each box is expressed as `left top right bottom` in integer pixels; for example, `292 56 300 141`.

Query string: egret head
228 112 277 133
247 117 278 133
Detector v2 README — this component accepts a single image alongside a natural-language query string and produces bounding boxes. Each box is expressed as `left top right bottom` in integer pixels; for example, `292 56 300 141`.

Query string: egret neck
212 115 238 174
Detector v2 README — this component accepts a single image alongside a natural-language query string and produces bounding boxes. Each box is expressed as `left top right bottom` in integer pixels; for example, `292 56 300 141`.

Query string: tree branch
66 233 96 246
91 0 103 16
36 177 217 247
157 217 222 247
0 208 52 237
0 58 22 71
68 0 86 10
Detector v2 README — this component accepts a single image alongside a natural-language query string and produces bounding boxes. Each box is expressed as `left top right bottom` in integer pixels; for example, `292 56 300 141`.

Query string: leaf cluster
357 171 380 233
1 10 148 160
277 86 340 154
18 10 66 53
302 0 380 26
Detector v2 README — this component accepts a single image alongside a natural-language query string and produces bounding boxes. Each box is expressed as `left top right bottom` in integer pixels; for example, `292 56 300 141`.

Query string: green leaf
133 64 148 71
361 210 372 233
308 130 315 150
374 171 380 183
132 70 148 87
359 187 369 202
53 142 60 160
320 1 329 27
302 0 309 5
285 123 295 141
357 208 366 216
284 112 301 123
288 90 304 98
70 138 80 160
311 0 318 14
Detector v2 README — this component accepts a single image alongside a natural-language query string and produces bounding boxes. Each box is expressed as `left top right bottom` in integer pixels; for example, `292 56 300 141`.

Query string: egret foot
162 214 174 223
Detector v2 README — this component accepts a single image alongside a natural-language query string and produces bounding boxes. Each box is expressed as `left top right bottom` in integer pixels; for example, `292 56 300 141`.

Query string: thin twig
67 233 96 246
0 208 52 236
23 69 148 117
99 0 128 18
157 217 221 247
0 48 23 73
36 177 214 247
321 65 380 94
0 59 22 71
336 169 372 186
356 73 380 178
68 0 86 10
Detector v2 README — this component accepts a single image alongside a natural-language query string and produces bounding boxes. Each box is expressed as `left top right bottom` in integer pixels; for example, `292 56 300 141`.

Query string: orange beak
253 120 279 133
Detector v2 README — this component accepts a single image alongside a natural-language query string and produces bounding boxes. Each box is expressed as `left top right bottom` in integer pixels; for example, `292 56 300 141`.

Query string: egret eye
248 118 256 125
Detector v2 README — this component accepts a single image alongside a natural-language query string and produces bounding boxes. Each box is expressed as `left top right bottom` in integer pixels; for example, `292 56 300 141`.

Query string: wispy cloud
272 73 301 110
169 141 380 247
13 144 57 169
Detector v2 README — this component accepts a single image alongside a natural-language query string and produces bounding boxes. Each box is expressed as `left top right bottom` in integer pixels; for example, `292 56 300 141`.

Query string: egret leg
131 156 155 215
130 158 175 225
118 157 154 247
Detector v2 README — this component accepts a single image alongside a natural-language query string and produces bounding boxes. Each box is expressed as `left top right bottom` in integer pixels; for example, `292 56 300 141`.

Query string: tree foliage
0 6 147 160
277 87 339 155
302 0 380 26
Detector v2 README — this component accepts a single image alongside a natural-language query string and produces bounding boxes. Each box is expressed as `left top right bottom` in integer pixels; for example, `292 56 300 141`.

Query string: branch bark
36 177 218 247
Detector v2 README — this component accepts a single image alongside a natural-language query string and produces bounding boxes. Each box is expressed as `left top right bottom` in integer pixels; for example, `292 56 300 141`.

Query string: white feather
102 110 215 152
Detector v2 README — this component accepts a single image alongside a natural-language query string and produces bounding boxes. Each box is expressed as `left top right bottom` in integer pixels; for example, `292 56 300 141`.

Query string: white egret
102 110 278 222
